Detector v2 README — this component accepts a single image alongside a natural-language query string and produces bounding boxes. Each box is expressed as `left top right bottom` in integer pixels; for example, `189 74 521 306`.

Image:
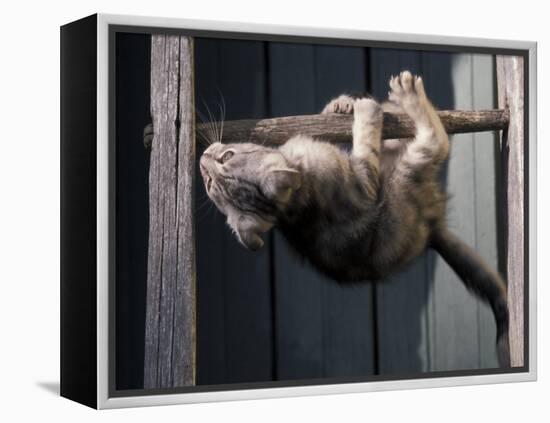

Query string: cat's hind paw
321 94 355 114
387 71 427 114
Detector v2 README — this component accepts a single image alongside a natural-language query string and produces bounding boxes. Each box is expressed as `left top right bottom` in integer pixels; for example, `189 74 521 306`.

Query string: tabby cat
198 71 509 366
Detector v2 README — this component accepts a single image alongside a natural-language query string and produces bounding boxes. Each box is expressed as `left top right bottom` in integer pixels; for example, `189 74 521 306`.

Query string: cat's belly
279 213 430 283
279 223 385 282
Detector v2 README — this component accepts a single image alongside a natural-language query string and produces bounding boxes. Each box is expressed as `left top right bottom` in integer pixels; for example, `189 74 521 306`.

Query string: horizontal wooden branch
198 109 509 145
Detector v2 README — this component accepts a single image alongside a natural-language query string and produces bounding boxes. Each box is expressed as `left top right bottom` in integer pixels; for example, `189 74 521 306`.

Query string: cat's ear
264 168 302 203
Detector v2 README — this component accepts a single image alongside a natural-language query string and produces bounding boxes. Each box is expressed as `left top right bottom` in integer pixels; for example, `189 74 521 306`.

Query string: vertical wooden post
496 55 524 367
144 35 195 389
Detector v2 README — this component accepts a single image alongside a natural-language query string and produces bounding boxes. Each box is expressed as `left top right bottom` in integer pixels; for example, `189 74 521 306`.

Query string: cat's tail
430 228 510 367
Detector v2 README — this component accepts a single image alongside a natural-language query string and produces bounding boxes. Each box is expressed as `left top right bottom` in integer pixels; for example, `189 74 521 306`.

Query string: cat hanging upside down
199 71 509 366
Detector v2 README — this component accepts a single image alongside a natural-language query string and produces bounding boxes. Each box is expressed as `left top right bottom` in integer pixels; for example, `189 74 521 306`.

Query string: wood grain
497 55 525 368
198 109 509 145
144 35 195 389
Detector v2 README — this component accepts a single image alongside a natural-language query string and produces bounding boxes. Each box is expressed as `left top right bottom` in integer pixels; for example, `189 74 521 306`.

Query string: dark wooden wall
115 34 501 390
115 33 150 390
193 39 502 383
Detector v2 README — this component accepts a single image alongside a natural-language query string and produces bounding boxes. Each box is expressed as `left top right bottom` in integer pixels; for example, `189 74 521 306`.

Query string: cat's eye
220 150 234 164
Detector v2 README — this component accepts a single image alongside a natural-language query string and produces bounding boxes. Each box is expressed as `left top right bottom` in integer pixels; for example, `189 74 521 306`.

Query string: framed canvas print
60 13 537 409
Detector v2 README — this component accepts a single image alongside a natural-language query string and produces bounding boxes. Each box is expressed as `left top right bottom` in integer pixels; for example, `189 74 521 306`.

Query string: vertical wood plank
269 43 324 380
173 37 196 386
193 38 226 385
472 54 500 368
314 45 367 106
144 35 195 388
496 55 524 367
270 43 376 379
194 39 274 384
314 45 375 377
114 32 151 390
369 49 431 374
218 40 273 383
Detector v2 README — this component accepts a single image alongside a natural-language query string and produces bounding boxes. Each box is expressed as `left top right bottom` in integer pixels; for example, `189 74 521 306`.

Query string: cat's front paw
143 122 154 149
387 71 427 113
353 98 383 126
322 94 355 114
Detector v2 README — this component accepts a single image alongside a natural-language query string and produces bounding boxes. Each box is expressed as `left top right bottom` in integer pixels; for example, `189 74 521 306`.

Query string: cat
198 71 510 366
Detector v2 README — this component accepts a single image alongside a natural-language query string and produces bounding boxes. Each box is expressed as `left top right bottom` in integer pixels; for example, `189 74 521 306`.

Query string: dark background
115 32 500 390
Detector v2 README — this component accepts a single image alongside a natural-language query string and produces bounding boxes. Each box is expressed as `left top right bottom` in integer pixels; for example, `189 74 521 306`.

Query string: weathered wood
199 109 509 145
144 35 195 389
497 55 524 368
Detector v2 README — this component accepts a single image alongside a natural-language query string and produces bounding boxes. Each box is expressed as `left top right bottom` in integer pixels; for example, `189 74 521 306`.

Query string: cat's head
199 142 302 250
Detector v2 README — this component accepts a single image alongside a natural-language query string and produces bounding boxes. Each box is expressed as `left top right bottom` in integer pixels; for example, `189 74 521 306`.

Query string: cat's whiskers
196 123 213 147
196 108 219 146
195 90 227 146
202 100 221 145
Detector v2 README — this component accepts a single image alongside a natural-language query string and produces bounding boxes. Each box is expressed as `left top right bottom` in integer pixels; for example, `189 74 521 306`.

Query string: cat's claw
322 94 355 114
